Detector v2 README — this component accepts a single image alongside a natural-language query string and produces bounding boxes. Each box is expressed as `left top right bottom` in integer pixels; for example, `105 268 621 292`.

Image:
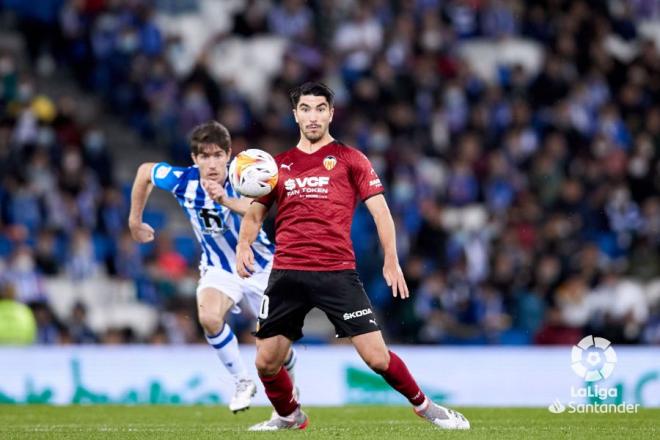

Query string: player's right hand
129 222 155 243
201 178 226 203
236 242 255 278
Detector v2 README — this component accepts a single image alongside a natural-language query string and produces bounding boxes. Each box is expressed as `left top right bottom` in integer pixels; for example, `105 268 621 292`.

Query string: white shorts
196 263 271 317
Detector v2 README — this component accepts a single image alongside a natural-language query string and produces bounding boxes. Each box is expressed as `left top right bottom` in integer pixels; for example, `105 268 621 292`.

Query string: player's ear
329 106 334 123
191 153 198 165
293 108 298 124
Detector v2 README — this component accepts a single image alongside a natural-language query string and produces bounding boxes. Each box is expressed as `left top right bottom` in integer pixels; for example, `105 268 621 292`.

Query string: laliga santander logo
548 335 638 414
570 335 617 382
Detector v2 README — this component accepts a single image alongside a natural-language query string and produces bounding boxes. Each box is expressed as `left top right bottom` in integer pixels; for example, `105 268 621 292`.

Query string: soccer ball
229 149 278 197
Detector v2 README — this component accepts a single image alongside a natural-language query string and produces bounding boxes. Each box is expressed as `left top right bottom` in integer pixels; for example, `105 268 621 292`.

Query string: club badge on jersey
197 208 226 236
323 155 337 171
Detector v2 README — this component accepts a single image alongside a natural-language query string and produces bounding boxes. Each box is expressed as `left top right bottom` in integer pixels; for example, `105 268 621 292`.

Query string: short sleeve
151 162 186 193
254 153 285 208
255 189 276 208
350 150 384 201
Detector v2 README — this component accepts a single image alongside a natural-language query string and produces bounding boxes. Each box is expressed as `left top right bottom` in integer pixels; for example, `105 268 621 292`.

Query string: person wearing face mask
6 246 47 304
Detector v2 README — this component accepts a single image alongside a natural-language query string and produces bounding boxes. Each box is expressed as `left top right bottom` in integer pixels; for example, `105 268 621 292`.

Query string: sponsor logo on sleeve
155 165 171 179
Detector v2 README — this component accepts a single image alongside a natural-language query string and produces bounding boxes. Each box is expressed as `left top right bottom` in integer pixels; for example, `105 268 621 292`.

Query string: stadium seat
87 302 159 340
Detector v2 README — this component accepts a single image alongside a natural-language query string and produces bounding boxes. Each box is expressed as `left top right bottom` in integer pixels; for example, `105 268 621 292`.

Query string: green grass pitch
1 406 657 439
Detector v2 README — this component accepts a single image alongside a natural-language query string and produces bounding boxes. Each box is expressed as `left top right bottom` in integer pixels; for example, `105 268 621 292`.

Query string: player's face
192 144 230 182
293 95 334 143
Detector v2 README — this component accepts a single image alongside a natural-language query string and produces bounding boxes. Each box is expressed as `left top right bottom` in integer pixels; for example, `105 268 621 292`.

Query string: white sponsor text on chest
285 176 330 196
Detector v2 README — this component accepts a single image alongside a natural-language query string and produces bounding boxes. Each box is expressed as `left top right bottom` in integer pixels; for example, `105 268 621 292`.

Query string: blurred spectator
33 229 61 276
30 301 62 345
66 301 98 344
5 246 47 304
66 228 99 280
162 301 201 344
588 268 650 344
268 0 313 39
153 233 188 281
0 281 37 345
101 327 136 345
0 0 659 346
233 0 269 37
113 230 143 280
333 5 383 83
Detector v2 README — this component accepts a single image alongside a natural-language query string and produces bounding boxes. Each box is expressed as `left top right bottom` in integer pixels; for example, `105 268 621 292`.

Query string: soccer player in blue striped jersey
128 121 297 413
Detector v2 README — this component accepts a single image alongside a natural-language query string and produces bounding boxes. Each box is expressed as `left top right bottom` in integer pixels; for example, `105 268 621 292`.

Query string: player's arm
200 179 252 215
217 196 253 215
128 162 157 243
235 201 269 278
365 194 410 299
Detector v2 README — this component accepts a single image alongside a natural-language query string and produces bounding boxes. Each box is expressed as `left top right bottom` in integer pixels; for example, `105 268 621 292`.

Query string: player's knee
255 353 282 376
364 350 390 373
198 311 223 335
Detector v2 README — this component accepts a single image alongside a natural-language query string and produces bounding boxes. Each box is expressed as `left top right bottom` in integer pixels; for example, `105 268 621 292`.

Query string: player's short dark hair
189 121 231 155
289 82 334 108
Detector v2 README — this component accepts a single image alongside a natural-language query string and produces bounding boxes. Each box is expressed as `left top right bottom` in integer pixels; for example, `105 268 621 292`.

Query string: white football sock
205 323 249 382
414 397 430 412
283 347 297 383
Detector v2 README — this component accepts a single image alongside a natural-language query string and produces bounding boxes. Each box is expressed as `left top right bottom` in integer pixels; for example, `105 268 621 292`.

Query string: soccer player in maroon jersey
236 82 470 431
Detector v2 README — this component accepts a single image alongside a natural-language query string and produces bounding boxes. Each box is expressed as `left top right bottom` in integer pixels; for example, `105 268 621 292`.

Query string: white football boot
414 400 470 430
269 386 300 420
248 405 309 431
229 378 257 413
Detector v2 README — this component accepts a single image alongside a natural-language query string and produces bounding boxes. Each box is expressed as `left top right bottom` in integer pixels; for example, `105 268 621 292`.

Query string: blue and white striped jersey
151 162 274 274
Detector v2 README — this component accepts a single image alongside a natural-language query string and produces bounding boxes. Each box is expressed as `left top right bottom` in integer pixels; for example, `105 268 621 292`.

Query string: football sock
414 397 430 412
283 347 297 383
378 350 427 406
205 323 249 382
259 367 298 417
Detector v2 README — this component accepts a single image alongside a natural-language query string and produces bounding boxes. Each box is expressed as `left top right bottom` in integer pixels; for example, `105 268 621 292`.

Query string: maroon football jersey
256 141 384 271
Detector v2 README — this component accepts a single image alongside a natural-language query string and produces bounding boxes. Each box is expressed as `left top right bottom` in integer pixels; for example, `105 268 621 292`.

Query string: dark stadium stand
0 0 659 346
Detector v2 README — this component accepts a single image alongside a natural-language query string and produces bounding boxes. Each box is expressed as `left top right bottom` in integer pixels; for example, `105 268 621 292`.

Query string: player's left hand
383 257 409 299
201 178 226 203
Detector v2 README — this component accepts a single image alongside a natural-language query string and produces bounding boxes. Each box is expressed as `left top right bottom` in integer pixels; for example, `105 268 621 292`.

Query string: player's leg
350 330 422 402
244 270 301 421
254 335 295 414
196 271 256 412
248 270 311 431
248 334 308 431
282 346 297 386
351 331 469 429
198 287 249 380
245 266 299 391
316 270 469 430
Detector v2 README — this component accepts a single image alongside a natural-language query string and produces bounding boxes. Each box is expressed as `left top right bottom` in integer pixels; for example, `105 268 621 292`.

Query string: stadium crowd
0 0 659 345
